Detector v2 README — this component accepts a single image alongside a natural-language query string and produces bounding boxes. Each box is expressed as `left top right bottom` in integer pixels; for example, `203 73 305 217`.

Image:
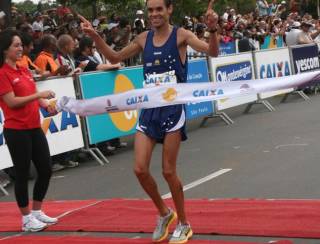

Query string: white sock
31 210 41 215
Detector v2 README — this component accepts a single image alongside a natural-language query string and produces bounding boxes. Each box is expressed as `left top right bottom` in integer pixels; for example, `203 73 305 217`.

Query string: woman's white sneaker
22 214 47 232
31 210 58 225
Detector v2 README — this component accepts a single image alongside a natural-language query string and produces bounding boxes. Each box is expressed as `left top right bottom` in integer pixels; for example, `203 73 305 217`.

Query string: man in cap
298 21 320 44
285 21 301 46
134 9 146 33
32 12 44 32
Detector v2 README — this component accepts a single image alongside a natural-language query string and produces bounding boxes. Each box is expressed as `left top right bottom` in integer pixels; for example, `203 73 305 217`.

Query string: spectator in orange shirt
34 34 69 76
16 33 50 78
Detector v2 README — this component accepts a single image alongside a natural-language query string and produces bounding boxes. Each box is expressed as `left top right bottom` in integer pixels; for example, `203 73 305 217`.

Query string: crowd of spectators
185 0 320 53
0 0 320 189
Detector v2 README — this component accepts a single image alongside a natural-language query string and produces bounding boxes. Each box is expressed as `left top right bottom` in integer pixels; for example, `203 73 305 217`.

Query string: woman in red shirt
0 30 57 232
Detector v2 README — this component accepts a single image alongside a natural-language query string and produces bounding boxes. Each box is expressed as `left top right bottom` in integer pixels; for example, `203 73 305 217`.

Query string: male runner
80 0 219 243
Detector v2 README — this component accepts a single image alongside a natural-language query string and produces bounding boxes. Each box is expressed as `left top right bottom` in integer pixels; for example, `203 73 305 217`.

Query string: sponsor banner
0 77 83 169
187 46 206 60
291 44 319 74
58 71 320 116
37 77 84 155
209 52 257 110
254 48 293 99
79 67 144 144
186 59 214 120
0 109 13 170
219 42 236 56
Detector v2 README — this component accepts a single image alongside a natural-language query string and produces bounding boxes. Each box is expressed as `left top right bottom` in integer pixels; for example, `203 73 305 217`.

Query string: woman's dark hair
20 32 33 48
74 36 93 58
0 30 20 67
79 36 93 52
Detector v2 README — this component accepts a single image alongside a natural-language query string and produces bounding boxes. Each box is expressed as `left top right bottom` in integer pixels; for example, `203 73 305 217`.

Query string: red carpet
1 199 320 238
0 236 293 244
47 199 320 238
0 199 99 232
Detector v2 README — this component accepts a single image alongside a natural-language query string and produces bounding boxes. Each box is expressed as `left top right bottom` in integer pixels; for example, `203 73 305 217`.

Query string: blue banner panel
291 44 319 74
186 59 214 120
215 61 253 82
79 67 144 144
219 42 236 56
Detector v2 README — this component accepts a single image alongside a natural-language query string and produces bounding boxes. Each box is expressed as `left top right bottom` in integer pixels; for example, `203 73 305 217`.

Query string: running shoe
152 208 177 242
22 215 47 232
32 210 58 225
169 222 193 244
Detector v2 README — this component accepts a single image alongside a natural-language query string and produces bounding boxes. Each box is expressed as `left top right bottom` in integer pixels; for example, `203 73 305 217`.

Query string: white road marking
0 233 22 241
161 168 232 199
275 143 308 149
52 175 66 179
56 200 103 219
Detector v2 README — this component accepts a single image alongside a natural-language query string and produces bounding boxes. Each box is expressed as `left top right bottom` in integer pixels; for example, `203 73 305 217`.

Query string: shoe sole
22 225 47 232
153 211 177 243
168 229 193 244
42 220 58 225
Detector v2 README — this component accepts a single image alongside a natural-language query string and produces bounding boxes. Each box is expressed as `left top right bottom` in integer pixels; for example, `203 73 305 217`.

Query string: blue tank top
143 26 188 84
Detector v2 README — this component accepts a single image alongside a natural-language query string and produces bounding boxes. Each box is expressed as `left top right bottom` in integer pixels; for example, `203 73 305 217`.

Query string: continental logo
41 100 79 134
216 61 252 82
109 74 138 132
162 88 177 102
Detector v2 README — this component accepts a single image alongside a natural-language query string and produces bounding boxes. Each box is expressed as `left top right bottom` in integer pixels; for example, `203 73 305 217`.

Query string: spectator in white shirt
32 12 44 33
285 21 302 46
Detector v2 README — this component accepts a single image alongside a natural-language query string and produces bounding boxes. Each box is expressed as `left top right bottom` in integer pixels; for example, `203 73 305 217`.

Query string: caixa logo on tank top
143 71 177 88
215 61 253 82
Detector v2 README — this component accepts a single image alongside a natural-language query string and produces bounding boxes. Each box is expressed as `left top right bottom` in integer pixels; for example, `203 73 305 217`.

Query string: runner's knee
134 166 150 179
162 168 177 181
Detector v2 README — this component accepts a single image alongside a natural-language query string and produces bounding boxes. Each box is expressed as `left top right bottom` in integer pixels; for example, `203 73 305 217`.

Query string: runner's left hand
78 14 97 36
205 0 218 30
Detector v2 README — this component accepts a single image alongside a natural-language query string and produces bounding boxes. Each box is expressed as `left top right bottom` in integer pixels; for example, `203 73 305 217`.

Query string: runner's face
147 0 172 28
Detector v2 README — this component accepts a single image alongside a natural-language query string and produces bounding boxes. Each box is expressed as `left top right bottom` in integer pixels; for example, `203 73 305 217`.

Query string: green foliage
11 0 320 24
68 0 145 20
68 0 257 24
13 0 57 15
13 0 38 14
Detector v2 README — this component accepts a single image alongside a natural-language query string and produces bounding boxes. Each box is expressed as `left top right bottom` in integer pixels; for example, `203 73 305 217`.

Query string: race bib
144 71 177 88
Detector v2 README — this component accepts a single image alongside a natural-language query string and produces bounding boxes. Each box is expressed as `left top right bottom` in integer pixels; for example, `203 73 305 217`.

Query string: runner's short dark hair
146 0 173 8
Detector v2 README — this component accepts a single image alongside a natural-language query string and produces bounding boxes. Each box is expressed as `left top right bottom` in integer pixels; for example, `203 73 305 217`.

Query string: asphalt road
1 93 320 244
